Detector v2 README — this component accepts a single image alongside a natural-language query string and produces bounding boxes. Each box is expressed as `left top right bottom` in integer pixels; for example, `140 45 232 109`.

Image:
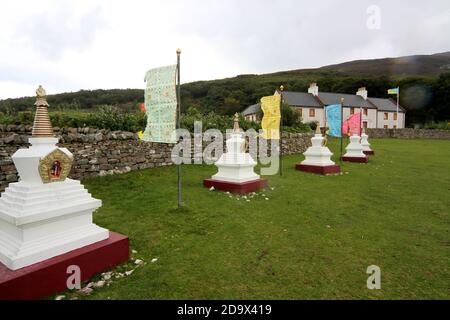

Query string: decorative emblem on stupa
32 85 54 138
38 148 73 183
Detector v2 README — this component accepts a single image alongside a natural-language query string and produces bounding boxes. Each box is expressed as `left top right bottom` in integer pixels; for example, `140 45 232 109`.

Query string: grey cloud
14 4 106 60
172 0 450 74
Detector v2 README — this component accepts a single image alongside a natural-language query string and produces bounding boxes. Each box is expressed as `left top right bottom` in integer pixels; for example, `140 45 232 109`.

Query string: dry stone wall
0 126 313 191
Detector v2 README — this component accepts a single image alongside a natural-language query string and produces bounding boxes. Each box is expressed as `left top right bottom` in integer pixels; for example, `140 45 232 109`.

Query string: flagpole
176 48 182 208
396 87 399 129
279 85 284 177
340 98 344 163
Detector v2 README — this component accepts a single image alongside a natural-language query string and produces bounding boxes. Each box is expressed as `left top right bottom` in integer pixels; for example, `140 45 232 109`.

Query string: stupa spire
233 113 240 133
32 85 54 138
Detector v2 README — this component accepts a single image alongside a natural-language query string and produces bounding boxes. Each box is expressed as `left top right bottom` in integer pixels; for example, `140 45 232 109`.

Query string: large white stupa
0 86 109 271
342 129 369 163
296 126 341 175
204 114 267 194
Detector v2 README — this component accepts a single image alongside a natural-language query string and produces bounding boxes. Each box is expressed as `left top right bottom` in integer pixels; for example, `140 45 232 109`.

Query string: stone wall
0 125 174 191
366 128 450 140
0 125 313 191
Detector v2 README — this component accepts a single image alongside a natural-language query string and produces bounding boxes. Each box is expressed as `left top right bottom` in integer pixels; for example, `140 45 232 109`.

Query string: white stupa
342 128 368 163
0 86 109 270
296 126 340 175
204 114 266 193
360 127 374 155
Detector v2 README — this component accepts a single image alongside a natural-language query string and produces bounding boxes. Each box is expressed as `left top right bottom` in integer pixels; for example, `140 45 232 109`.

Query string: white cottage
242 83 406 129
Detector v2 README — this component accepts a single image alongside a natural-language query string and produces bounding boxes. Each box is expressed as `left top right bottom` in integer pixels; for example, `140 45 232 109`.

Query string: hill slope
273 52 450 77
1 52 449 124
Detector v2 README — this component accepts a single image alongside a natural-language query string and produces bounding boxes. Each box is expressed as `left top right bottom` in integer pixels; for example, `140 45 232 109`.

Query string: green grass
78 138 449 300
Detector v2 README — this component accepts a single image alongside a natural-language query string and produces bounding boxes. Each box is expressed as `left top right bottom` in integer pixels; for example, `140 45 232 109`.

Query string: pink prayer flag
342 113 361 136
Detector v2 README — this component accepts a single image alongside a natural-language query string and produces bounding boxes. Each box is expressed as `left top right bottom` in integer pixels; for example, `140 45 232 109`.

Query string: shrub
423 121 450 130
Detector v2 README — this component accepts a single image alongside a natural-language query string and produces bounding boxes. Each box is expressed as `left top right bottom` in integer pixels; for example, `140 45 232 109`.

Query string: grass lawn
77 138 449 300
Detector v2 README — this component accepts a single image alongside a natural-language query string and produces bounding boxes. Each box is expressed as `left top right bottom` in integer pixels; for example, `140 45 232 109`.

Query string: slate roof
282 91 322 107
368 97 405 112
242 103 261 116
317 92 375 109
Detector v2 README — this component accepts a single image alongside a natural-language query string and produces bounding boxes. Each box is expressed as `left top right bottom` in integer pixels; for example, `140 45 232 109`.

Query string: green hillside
1 52 449 125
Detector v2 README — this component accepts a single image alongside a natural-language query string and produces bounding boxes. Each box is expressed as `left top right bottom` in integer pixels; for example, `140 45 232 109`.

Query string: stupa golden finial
233 113 240 133
315 124 321 135
32 85 54 138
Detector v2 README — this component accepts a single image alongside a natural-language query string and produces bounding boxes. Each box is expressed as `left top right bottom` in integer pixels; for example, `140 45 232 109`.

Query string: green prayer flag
142 64 178 144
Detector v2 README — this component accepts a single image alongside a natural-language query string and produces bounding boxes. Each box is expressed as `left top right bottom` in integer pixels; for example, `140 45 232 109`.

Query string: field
72 138 449 300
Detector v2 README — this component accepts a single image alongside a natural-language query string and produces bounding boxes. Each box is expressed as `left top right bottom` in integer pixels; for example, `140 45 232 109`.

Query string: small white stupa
204 114 267 194
296 126 340 175
342 128 368 163
360 127 374 155
0 86 109 270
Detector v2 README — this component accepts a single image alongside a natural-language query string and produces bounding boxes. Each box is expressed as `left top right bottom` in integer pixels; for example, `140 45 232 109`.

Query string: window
393 125 397 129
384 113 389 120
297 108 303 117
363 108 368 116
384 125 388 129
363 121 368 129
350 108 355 115
309 108 315 117
394 113 398 121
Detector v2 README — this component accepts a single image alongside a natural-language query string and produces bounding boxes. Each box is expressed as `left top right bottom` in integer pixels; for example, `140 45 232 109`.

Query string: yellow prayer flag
260 95 281 140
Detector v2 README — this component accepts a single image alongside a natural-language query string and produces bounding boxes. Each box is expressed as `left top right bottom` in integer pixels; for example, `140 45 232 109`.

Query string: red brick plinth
341 156 369 163
295 164 341 175
363 150 375 156
0 231 129 300
204 179 268 194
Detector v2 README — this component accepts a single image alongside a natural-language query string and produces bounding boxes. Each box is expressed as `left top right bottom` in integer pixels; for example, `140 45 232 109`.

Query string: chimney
308 83 319 96
356 87 368 100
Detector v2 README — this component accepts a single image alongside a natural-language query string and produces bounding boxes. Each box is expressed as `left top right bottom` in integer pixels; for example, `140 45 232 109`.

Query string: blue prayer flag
325 104 342 138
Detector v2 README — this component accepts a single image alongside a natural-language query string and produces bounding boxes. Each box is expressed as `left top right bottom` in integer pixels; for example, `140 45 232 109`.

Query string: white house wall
377 111 406 129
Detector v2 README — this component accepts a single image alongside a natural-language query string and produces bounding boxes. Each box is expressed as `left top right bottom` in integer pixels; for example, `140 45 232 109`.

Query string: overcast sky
0 0 449 99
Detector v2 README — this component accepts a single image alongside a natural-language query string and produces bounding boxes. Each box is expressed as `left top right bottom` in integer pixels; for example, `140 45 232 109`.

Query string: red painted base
363 150 375 156
295 164 341 175
341 156 369 163
0 231 129 300
204 179 268 194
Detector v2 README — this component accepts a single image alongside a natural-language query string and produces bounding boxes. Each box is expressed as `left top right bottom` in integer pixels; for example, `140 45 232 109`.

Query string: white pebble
79 287 93 295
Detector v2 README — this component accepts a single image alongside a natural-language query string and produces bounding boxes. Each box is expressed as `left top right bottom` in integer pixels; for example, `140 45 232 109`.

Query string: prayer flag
142 65 177 143
343 113 361 136
325 104 342 137
260 95 281 140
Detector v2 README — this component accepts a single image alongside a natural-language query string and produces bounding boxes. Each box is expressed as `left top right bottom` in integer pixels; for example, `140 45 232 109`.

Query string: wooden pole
176 48 182 208
279 85 284 177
